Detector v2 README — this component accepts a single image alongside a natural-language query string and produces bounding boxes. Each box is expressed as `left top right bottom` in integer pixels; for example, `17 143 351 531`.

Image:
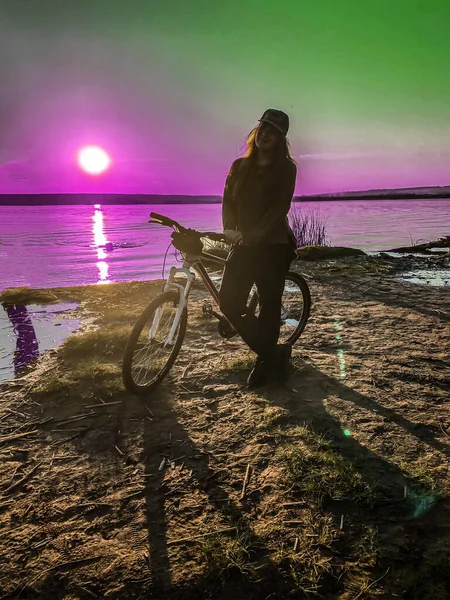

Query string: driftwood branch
385 235 450 254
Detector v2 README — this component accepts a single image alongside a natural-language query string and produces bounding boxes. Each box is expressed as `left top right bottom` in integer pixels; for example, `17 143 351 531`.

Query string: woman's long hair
234 125 297 192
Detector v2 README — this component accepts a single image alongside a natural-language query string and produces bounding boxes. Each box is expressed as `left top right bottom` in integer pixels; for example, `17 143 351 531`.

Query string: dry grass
288 203 329 247
278 429 375 506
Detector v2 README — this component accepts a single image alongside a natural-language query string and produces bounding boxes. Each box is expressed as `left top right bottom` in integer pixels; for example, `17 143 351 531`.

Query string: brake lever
148 219 162 224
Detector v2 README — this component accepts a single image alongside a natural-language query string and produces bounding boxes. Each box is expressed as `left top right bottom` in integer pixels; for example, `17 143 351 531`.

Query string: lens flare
77 146 111 175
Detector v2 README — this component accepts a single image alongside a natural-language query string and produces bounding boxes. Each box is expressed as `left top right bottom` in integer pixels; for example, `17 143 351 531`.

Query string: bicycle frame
154 249 227 346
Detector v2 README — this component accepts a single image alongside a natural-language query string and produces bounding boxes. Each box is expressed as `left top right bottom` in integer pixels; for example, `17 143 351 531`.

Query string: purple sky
1 0 449 195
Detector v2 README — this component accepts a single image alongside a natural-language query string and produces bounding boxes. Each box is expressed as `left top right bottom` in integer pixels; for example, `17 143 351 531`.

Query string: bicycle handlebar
149 212 184 230
148 212 227 243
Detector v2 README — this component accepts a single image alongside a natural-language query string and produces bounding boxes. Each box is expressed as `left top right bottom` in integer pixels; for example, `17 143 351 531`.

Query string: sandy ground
0 256 449 599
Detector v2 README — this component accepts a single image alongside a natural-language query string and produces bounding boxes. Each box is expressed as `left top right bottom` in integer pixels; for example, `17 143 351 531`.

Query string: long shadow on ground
263 362 449 597
135 389 297 600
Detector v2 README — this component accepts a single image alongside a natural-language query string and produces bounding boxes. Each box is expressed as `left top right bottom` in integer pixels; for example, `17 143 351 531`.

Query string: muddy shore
1 254 449 599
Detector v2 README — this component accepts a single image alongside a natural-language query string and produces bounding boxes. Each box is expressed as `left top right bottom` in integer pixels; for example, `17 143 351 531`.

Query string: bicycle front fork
149 266 194 346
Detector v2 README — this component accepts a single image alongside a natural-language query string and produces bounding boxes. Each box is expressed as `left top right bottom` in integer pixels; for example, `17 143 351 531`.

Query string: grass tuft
216 352 255 373
198 529 260 582
280 442 374 506
288 203 329 248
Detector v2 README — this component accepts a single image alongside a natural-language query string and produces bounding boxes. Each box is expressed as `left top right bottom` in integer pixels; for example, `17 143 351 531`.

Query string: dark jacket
222 157 297 248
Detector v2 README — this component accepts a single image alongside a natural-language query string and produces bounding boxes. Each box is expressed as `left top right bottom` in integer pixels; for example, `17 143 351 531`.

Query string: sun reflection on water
92 204 110 284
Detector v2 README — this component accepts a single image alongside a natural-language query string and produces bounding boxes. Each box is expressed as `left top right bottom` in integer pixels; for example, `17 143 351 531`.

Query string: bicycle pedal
202 303 214 317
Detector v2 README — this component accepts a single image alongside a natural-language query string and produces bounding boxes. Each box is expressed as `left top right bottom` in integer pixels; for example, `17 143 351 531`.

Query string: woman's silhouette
219 108 298 388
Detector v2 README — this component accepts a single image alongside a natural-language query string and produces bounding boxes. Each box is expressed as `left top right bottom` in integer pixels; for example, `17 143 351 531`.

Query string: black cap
258 108 289 136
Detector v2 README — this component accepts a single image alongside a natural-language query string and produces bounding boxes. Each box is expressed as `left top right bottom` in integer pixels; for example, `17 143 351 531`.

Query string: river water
0 199 449 291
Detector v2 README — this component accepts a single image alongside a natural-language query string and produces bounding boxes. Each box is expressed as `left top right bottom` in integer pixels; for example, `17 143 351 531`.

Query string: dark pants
219 244 294 360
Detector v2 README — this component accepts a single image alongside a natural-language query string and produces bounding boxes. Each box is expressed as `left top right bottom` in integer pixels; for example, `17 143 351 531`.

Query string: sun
77 146 111 175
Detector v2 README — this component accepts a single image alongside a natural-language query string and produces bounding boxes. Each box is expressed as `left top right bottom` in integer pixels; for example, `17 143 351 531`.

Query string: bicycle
122 212 311 395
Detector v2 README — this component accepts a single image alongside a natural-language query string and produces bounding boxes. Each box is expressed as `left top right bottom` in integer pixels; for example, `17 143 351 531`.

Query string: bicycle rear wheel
248 271 311 346
122 291 187 396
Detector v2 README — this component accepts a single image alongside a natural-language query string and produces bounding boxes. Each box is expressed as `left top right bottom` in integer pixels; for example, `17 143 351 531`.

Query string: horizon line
0 183 449 198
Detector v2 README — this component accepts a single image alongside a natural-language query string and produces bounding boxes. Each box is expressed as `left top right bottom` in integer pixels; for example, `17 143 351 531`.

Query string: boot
247 357 267 389
274 343 292 384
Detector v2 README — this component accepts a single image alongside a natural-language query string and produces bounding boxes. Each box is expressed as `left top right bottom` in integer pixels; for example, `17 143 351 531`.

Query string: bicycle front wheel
122 291 187 396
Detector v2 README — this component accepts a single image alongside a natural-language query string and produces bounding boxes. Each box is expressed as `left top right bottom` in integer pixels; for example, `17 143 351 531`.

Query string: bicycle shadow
112 347 450 599
131 388 291 599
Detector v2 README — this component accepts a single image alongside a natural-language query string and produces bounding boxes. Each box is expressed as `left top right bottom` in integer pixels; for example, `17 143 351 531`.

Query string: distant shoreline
0 192 450 206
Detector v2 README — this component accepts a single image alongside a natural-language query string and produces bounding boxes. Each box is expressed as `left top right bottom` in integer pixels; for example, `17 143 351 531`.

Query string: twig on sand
50 428 85 432
293 537 299 552
283 501 307 508
48 452 56 470
353 566 391 599
51 432 83 446
86 401 122 409
4 407 29 418
76 585 98 598
27 416 54 426
0 430 38 444
4 461 43 494
77 502 114 509
122 489 145 501
240 463 252 500
181 363 193 379
178 384 202 395
167 527 236 545
57 413 97 426
9 465 19 483
52 454 79 460
114 445 124 456
439 422 450 437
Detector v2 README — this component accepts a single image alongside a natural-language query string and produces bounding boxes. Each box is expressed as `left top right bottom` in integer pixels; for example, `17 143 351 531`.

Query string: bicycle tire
248 271 311 346
122 291 187 396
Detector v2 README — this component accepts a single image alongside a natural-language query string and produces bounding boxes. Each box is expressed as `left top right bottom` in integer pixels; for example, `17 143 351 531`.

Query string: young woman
219 108 298 388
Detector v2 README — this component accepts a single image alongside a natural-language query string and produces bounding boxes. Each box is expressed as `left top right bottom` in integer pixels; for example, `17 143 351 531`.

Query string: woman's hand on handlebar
224 230 243 246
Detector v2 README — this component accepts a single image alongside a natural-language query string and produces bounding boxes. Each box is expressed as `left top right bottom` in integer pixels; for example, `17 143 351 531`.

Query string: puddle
370 250 450 287
396 269 450 287
0 302 81 382
429 247 449 253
